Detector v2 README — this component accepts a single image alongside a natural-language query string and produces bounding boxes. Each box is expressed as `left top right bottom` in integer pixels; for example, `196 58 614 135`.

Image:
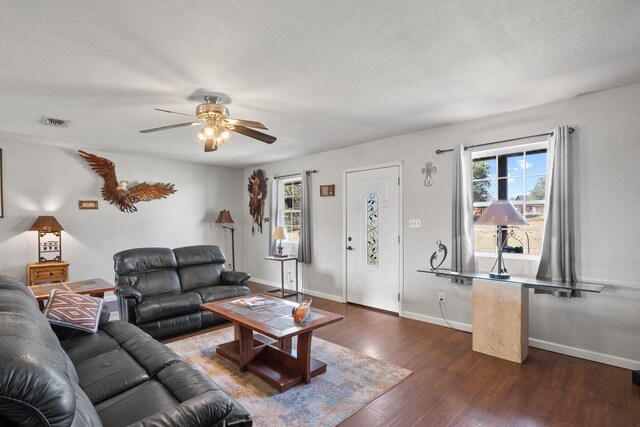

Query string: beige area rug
167 327 412 426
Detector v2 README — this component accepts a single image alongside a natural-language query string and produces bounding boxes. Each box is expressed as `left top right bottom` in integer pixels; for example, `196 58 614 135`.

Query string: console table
418 269 604 363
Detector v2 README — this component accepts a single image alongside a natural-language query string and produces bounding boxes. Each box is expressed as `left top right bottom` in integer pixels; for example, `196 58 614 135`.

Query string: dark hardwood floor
247 282 639 426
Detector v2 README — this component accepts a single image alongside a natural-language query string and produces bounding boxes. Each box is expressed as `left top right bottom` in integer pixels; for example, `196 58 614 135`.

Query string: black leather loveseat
0 275 252 426
114 245 251 339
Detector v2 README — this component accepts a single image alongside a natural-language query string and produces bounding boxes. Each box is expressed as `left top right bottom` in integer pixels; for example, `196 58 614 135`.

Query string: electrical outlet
438 292 445 303
409 219 421 228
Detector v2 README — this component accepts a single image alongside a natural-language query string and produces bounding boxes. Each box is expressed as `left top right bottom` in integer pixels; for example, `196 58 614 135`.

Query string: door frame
342 161 404 314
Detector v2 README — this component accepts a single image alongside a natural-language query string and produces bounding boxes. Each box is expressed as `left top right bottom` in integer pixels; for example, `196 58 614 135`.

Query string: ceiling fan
140 96 276 152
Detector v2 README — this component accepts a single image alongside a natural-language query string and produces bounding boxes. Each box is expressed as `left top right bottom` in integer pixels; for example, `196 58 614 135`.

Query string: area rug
167 327 412 426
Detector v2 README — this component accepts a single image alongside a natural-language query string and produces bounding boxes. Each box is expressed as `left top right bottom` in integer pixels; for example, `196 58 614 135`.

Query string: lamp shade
214 210 234 224
272 226 288 240
29 215 64 232
475 200 527 226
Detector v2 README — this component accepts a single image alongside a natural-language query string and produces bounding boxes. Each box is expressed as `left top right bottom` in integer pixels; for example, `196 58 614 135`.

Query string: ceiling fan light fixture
203 126 215 137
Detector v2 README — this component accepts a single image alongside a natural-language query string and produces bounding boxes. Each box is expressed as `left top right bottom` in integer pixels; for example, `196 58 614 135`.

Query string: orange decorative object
292 298 312 324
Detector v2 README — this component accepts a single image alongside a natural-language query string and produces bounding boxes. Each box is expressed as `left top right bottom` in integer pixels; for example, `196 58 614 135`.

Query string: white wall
0 141 246 283
244 82 640 369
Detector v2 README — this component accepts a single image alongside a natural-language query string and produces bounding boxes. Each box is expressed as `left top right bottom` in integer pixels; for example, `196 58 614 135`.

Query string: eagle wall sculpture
78 150 176 213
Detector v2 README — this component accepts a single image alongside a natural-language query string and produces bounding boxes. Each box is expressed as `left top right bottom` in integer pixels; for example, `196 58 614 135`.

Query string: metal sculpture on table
429 240 448 270
78 150 176 213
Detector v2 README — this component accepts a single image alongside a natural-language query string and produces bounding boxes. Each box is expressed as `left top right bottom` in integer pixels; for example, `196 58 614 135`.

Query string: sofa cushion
174 244 226 266
118 269 182 299
195 285 251 303
138 312 202 339
135 291 203 324
174 245 226 291
114 247 181 297
74 348 150 404
95 362 238 427
95 378 181 426
44 289 104 333
101 321 182 375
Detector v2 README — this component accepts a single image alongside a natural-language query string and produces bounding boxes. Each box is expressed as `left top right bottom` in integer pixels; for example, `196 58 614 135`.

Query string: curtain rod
435 127 575 154
270 170 318 180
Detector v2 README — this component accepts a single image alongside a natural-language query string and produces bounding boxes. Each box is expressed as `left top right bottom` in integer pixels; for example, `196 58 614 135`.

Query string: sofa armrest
221 271 251 287
116 283 142 304
128 391 251 427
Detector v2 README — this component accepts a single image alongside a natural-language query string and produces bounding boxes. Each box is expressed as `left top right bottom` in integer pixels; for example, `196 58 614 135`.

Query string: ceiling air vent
42 117 70 127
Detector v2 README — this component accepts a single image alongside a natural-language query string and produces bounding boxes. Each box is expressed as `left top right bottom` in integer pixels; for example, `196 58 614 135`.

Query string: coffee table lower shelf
216 339 327 392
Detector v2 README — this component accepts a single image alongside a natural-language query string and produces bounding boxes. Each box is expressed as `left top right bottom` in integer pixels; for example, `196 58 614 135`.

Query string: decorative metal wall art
429 240 448 270
78 151 176 213
366 192 378 266
247 169 267 234
421 162 438 187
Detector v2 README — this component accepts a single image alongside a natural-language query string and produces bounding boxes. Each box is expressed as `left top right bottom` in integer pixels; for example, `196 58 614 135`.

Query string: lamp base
489 272 511 279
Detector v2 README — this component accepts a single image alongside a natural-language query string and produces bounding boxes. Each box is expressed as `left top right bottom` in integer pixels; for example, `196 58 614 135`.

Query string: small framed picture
320 184 335 197
78 200 99 210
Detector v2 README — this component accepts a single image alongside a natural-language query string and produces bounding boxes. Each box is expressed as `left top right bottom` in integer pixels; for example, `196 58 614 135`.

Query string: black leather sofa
0 275 252 427
114 245 251 339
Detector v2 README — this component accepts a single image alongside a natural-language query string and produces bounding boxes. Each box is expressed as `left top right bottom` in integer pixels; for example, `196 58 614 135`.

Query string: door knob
346 246 354 250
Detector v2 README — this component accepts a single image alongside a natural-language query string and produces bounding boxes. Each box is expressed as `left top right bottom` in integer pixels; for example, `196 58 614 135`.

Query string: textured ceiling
2 1 640 167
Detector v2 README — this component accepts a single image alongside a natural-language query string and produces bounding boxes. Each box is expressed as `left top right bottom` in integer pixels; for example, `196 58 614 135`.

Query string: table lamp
272 226 288 257
475 200 527 279
214 209 236 271
29 215 64 263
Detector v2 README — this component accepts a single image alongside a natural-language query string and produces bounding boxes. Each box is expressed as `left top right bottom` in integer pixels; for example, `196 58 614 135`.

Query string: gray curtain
451 144 475 281
536 125 578 296
268 176 280 256
298 170 312 263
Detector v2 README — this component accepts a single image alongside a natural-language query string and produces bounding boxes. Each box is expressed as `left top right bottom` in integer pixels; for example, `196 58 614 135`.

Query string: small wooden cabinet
27 261 69 287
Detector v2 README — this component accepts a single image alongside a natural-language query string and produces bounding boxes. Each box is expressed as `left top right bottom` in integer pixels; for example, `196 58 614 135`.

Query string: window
366 192 379 266
279 178 301 241
472 142 547 255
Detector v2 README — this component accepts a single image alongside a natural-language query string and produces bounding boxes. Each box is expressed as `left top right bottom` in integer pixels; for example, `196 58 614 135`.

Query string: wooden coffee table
201 293 343 392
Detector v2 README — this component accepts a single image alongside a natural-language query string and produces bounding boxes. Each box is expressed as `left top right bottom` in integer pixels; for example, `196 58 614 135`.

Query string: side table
264 256 299 298
29 278 115 310
27 261 69 287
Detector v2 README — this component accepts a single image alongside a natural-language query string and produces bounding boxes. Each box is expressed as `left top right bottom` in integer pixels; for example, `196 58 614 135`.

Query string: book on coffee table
232 296 277 309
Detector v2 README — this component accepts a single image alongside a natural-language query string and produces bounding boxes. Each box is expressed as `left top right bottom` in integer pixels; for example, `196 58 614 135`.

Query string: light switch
409 219 421 228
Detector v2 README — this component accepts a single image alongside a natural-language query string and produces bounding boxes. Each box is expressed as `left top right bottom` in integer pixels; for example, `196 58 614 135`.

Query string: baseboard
401 311 472 333
402 311 640 370
251 278 345 303
528 338 640 371
250 278 281 289
302 289 345 303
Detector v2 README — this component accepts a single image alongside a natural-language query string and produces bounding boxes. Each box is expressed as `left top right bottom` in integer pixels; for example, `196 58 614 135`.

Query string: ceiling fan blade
232 125 277 144
155 108 196 117
204 140 216 152
224 118 268 130
140 121 202 133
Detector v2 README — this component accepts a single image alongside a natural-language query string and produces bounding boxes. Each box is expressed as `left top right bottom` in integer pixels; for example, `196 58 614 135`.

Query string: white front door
345 165 400 312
